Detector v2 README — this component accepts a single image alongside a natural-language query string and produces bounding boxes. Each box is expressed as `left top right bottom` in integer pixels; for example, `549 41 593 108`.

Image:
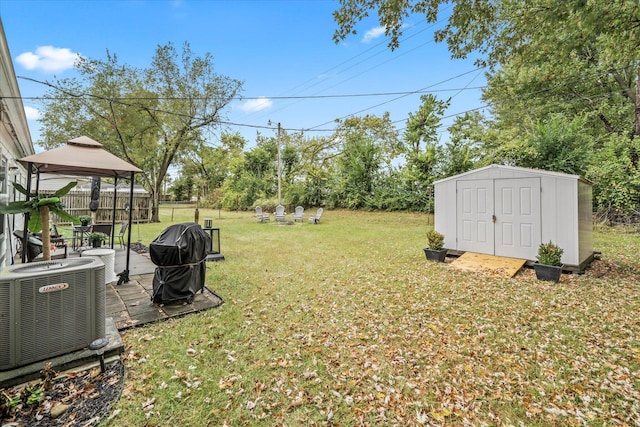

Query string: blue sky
1 0 487 149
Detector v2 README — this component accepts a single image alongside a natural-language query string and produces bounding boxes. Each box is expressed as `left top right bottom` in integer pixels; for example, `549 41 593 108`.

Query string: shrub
426 230 445 250
537 241 563 266
88 232 109 243
78 215 92 225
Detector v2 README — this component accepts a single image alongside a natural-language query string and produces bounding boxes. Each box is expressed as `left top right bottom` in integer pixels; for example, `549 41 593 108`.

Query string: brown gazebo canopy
19 136 141 178
17 136 143 283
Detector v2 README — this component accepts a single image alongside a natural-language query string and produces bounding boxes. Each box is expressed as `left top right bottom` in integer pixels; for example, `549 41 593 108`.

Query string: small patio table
72 225 91 250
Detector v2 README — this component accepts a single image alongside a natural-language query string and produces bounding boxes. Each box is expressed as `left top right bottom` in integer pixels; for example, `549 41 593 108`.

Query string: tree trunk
150 187 160 223
40 205 51 261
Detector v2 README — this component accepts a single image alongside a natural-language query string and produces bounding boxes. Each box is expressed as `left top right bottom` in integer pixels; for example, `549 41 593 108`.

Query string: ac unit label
39 283 70 293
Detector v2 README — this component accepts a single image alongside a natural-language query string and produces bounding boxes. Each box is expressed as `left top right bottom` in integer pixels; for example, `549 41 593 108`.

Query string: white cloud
239 97 273 113
362 27 385 44
24 106 40 120
16 46 79 72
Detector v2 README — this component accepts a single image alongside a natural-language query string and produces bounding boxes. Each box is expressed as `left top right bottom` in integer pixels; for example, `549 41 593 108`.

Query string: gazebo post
20 163 33 263
117 172 135 285
110 176 118 249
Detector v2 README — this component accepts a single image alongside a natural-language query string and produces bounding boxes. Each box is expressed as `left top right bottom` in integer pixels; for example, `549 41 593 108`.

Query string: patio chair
255 206 270 223
308 207 324 224
116 221 129 248
91 223 113 246
292 206 304 222
274 204 286 222
14 229 68 262
50 224 68 248
51 223 63 239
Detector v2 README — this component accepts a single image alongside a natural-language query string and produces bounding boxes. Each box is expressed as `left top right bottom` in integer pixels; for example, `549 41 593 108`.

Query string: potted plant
78 215 92 227
88 232 108 248
423 229 447 262
533 241 564 282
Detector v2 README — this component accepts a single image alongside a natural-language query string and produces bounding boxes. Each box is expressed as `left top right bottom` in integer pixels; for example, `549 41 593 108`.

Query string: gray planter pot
423 248 447 262
533 263 563 282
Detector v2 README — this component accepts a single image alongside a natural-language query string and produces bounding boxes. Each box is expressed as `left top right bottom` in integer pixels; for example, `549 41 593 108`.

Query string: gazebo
17 136 143 283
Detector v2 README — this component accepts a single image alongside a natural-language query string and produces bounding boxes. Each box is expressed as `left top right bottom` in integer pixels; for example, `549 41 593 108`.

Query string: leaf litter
7 217 638 426
0 360 124 426
111 251 640 425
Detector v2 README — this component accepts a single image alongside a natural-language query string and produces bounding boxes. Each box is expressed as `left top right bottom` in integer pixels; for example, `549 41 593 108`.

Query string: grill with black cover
150 222 210 304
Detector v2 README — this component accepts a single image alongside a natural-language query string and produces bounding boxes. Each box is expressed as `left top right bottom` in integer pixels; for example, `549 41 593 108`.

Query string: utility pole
277 122 282 205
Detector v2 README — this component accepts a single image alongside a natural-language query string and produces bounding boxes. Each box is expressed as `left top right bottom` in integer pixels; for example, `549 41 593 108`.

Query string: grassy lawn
105 207 640 426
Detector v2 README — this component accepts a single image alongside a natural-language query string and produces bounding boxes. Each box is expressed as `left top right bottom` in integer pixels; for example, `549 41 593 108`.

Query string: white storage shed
434 164 594 271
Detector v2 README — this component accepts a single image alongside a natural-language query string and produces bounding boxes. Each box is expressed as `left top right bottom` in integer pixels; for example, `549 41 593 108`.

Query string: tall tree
38 42 242 222
587 134 640 218
336 113 401 168
220 135 279 210
404 94 450 156
334 0 640 217
328 115 398 208
179 132 247 204
334 1 638 68
282 132 336 208
330 133 381 209
333 0 639 135
398 95 448 210
442 111 483 176
519 115 593 176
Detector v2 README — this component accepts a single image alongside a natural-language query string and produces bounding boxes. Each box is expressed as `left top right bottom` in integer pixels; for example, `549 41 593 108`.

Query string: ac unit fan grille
18 270 92 364
0 284 10 368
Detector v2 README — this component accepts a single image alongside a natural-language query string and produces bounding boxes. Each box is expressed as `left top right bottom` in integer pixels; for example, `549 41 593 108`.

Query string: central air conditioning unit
0 257 106 371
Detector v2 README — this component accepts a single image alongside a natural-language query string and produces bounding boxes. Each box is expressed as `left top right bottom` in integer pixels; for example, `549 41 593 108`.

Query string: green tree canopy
333 1 639 69
334 0 640 218
38 42 243 222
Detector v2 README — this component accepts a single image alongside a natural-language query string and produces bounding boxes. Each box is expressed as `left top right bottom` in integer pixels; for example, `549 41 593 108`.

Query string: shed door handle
492 214 496 223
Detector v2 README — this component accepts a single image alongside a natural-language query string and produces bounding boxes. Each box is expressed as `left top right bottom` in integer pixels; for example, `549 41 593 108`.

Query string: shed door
456 178 541 259
456 179 494 254
494 178 541 259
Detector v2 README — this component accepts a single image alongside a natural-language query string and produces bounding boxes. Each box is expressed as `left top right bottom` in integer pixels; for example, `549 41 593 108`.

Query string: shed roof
433 164 591 185
18 136 142 179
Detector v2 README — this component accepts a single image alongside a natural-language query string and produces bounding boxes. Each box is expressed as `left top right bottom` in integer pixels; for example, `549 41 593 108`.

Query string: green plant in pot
424 229 447 262
78 215 92 226
88 232 109 248
534 241 564 282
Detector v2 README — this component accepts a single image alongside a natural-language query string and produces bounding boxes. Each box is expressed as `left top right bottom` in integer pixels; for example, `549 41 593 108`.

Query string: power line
272 7 453 99
306 67 484 130
12 78 486 101
15 63 633 136
238 9 454 125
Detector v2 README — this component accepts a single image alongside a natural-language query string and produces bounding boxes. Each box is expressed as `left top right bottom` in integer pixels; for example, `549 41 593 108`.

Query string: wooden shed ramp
449 252 526 278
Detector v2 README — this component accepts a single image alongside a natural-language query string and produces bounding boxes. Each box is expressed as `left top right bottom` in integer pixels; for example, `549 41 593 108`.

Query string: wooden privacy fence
41 189 151 224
